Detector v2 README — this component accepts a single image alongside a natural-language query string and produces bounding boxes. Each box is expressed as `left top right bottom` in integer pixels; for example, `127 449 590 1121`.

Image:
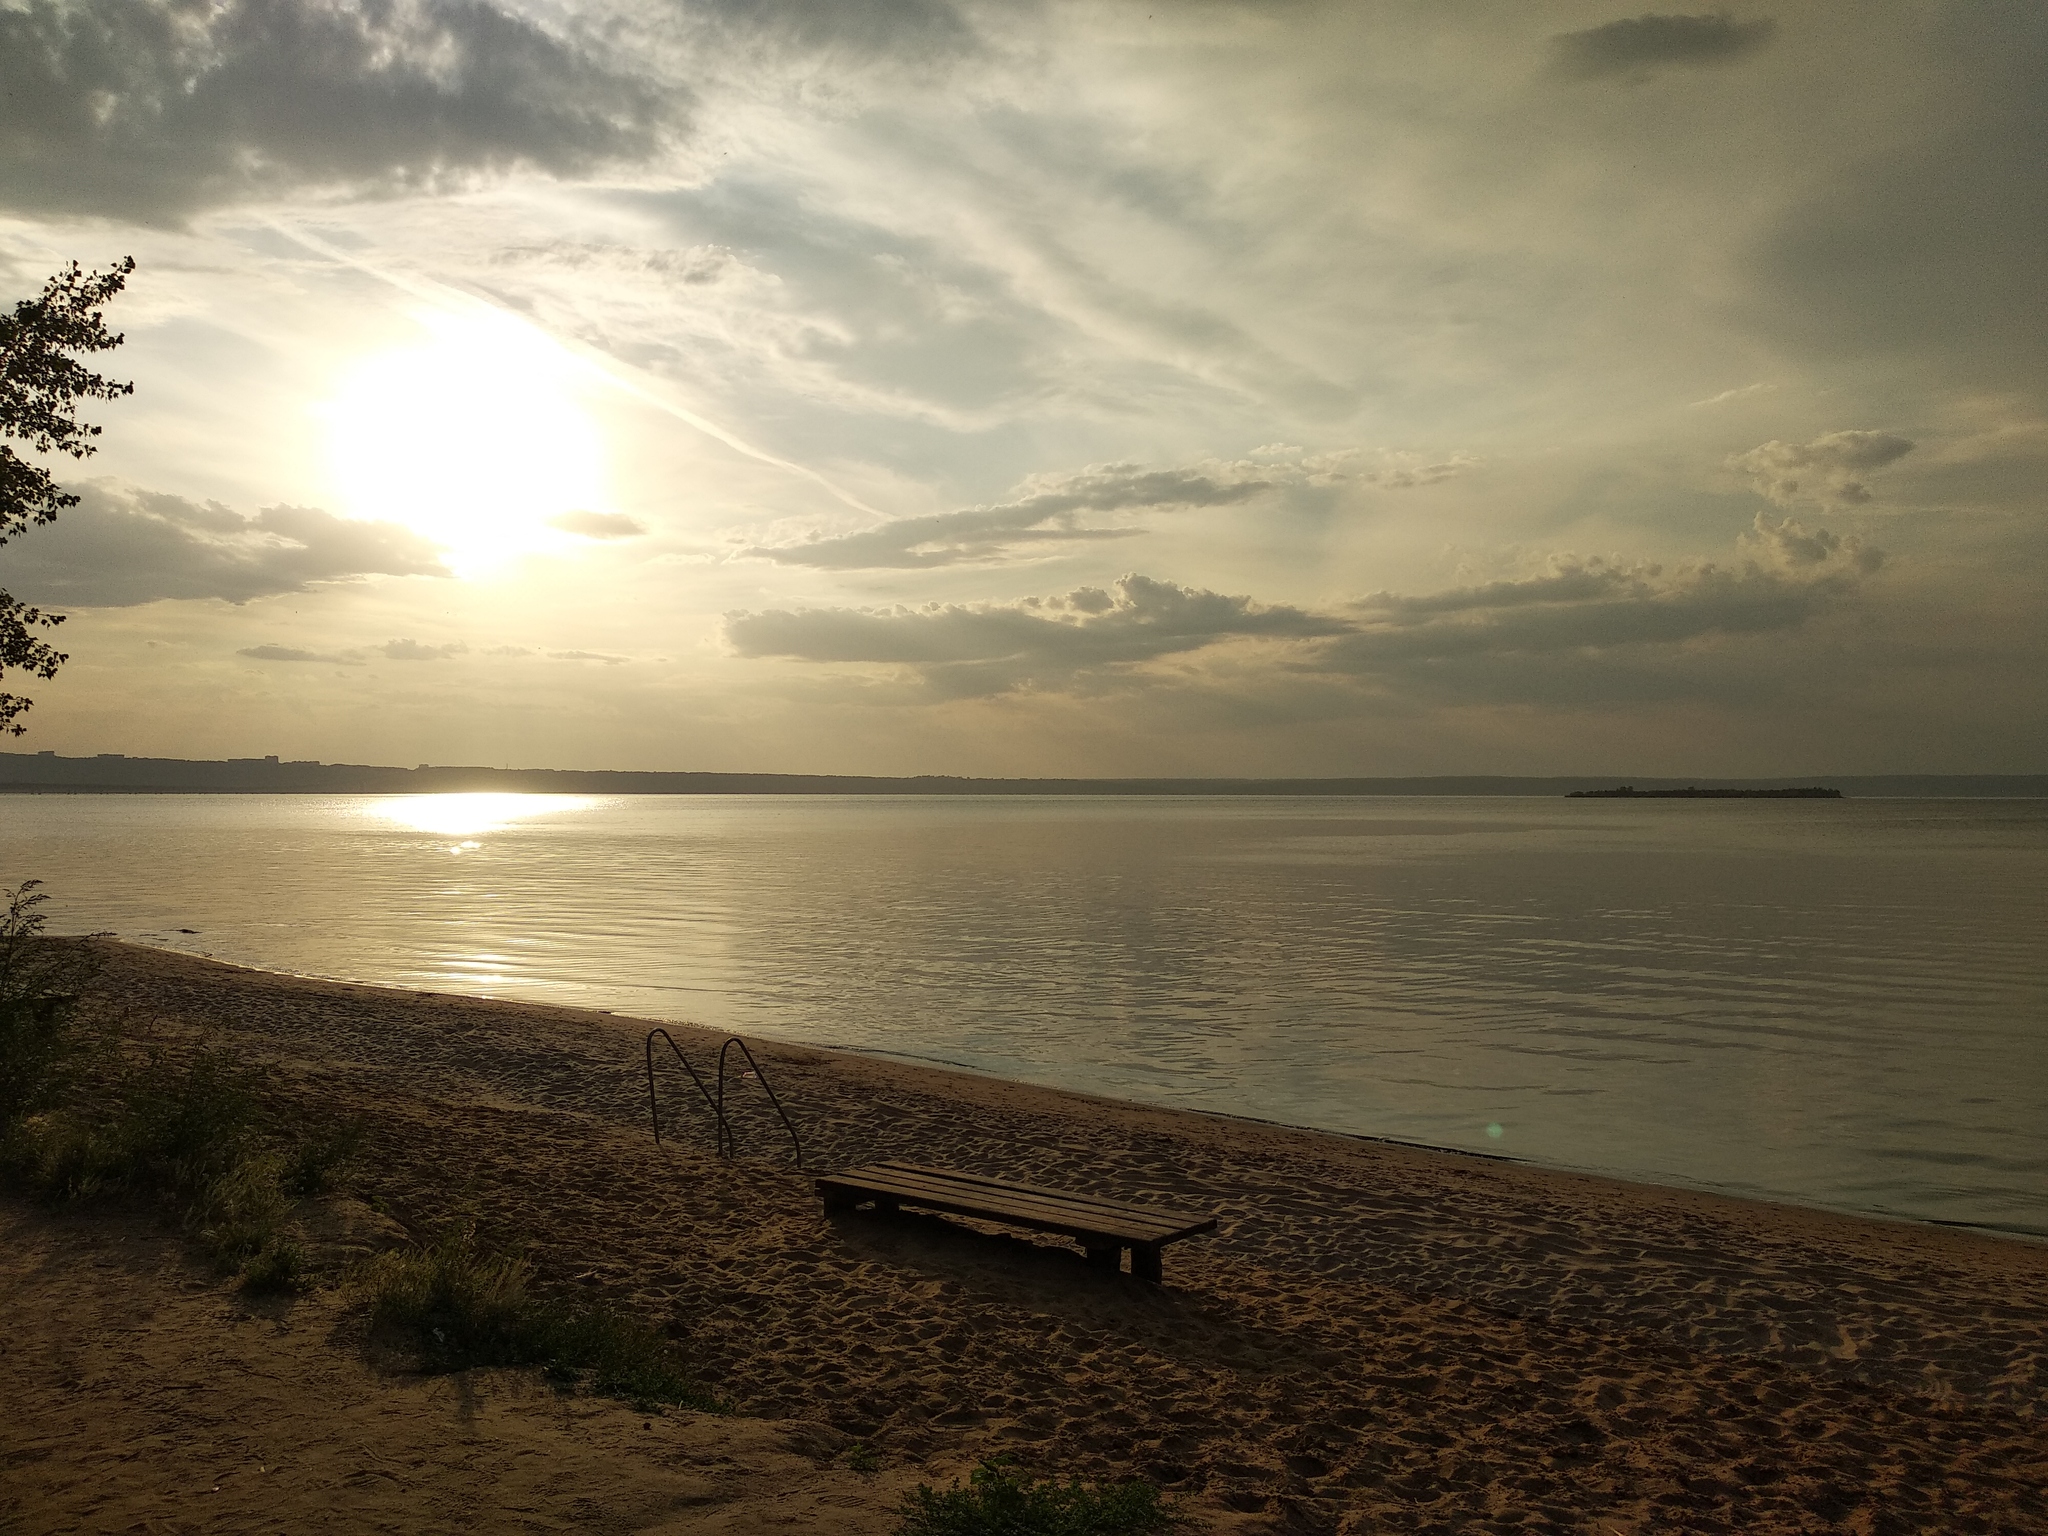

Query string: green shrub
0 881 94 1127
239 1237 308 1294
1 1039 306 1282
355 1222 718 1413
117 1050 262 1198
283 1117 365 1198
895 1457 1178 1536
843 1440 882 1476
193 1152 292 1266
6 1048 261 1201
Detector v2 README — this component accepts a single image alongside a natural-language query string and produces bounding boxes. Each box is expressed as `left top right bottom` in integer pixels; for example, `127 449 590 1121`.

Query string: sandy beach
4 940 2045 1534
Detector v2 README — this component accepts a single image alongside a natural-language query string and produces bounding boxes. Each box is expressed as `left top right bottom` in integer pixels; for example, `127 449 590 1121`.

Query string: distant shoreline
1567 785 1843 799
3 751 2043 798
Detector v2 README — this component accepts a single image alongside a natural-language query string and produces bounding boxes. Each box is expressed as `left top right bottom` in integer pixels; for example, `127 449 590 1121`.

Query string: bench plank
820 1175 1188 1244
830 1167 1198 1238
815 1162 1218 1282
820 1165 1198 1229
866 1163 1203 1228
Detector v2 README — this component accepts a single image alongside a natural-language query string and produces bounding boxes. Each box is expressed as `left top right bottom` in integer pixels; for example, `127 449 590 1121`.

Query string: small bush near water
0 880 349 1290
0 880 95 1126
896 1456 1179 1536
354 1222 720 1413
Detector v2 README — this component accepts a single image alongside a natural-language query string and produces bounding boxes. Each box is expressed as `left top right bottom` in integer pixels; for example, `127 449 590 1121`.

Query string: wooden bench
815 1161 1217 1283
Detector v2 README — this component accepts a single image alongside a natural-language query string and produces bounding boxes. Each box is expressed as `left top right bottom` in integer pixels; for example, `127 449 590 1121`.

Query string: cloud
1733 430 1914 506
745 462 1271 570
743 450 1465 571
381 638 467 660
1742 512 1886 574
1551 12 1777 80
1689 382 1777 409
237 644 358 664
1318 554 1863 676
0 0 685 223
725 573 1349 695
726 520 1884 709
549 510 648 539
684 0 978 64
0 484 449 606
548 649 630 663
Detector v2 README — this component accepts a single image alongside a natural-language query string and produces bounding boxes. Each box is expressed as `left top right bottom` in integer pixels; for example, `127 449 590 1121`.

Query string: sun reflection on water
361 793 603 838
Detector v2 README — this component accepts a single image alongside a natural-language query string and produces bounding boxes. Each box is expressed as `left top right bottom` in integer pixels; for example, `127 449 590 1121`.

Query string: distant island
1568 786 1843 800
1 752 2042 797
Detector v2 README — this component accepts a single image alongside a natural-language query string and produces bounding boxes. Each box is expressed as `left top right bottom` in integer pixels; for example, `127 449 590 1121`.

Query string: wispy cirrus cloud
744 463 1272 570
743 450 1469 570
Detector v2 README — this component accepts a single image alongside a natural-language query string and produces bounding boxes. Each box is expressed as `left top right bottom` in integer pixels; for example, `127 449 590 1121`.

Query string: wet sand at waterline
3 942 2044 1534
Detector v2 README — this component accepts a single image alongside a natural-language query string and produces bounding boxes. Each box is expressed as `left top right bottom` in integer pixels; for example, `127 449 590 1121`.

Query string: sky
1 0 2043 777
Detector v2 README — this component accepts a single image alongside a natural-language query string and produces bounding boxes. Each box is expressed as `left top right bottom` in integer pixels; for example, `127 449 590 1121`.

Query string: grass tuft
355 1222 719 1413
843 1440 882 1476
283 1117 365 1198
895 1456 1179 1536
239 1237 308 1294
5 1048 260 1202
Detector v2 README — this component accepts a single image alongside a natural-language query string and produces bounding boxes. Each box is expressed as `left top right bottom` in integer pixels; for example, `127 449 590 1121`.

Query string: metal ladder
643 1028 803 1166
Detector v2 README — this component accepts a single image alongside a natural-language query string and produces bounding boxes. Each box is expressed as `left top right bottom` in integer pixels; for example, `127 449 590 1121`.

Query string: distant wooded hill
2 753 2043 797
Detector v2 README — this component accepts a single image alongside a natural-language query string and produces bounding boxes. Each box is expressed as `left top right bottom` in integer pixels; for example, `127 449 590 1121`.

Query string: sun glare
364 793 602 838
323 307 610 573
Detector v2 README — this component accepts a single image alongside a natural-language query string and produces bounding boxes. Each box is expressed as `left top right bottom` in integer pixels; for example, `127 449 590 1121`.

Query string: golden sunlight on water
7 795 2045 1234
320 306 611 574
359 792 605 839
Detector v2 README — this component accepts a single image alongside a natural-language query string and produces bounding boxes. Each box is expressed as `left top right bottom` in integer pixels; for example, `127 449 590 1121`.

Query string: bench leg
874 1195 901 1214
1083 1244 1121 1271
1131 1245 1163 1284
821 1192 856 1215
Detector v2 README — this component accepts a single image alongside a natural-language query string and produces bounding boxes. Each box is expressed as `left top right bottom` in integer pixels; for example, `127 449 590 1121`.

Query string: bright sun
323 306 609 572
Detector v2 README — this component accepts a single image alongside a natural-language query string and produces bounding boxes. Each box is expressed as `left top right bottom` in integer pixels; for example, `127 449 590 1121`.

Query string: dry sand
3 940 2045 1534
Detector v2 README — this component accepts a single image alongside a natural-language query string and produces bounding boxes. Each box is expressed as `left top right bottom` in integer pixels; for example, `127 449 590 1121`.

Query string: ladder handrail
717 1035 804 1169
645 1028 731 1155
645 1028 802 1167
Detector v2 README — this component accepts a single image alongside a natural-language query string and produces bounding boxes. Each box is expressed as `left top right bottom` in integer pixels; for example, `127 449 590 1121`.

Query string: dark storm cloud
0 0 684 222
549 510 648 539
747 464 1272 570
1732 430 1914 508
725 573 1348 695
1747 4 2047 387
1551 12 1777 80
1 485 448 606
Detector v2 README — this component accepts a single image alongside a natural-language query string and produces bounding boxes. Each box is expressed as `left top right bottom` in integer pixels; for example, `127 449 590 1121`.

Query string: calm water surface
4 793 2043 1235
